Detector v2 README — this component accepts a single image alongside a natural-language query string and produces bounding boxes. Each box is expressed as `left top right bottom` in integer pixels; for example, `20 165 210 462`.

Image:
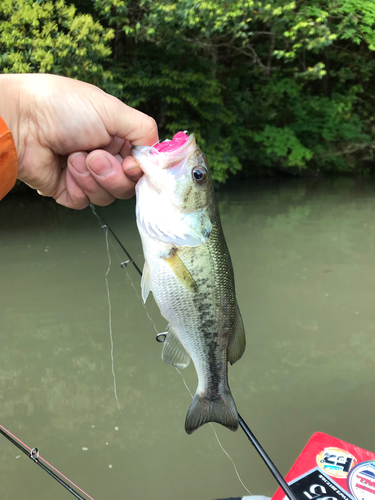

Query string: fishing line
104 230 246 493
91 204 161 337
0 424 94 500
93 205 160 420
90 205 142 276
90 205 298 500
103 225 122 415
92 202 246 492
123 265 161 336
210 424 252 496
175 368 252 496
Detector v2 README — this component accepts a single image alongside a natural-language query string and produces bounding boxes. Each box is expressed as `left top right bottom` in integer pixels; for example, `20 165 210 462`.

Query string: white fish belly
140 230 229 396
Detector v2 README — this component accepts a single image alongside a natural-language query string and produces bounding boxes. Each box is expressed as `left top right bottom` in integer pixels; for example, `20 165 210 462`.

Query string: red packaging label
272 432 375 500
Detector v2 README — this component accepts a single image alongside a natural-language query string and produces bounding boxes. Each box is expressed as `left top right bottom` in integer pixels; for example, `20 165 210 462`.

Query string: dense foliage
1 0 375 181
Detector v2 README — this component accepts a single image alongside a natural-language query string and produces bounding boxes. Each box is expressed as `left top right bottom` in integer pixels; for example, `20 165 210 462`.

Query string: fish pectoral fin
140 210 211 247
141 260 152 303
227 302 246 365
162 324 191 369
162 249 198 293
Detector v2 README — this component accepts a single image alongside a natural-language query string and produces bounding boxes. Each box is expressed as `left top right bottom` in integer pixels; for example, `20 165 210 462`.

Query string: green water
1 178 375 500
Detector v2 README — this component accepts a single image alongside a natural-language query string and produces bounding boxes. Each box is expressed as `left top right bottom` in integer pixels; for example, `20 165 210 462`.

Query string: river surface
1 178 375 500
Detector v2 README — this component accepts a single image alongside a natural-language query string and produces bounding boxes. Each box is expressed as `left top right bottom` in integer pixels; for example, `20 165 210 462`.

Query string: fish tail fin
185 389 239 435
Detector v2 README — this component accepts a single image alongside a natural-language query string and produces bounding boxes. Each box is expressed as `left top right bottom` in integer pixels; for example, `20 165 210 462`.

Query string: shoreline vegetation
1 0 375 182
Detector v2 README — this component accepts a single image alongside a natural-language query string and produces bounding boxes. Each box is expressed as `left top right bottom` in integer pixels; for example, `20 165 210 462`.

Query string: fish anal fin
227 302 246 365
162 324 191 369
141 260 152 303
185 388 238 434
162 248 198 292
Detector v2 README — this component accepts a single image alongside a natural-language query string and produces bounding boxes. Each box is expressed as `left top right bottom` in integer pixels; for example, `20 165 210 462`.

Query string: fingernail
87 155 113 177
69 152 90 176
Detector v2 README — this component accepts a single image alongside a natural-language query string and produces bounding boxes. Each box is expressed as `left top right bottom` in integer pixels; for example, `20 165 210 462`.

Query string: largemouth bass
133 132 246 434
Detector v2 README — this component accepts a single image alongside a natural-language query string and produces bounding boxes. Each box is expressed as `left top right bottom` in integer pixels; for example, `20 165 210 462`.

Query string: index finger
97 93 159 147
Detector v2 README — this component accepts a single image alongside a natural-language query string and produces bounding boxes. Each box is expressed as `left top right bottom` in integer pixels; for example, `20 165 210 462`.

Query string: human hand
0 74 158 209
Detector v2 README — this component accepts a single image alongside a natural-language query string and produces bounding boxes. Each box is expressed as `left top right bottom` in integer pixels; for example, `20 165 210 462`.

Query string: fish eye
192 165 208 184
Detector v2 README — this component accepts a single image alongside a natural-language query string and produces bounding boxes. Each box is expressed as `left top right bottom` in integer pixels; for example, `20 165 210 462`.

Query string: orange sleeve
0 116 18 200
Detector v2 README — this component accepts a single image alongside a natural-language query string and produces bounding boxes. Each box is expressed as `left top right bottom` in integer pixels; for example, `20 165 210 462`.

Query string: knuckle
68 189 90 210
94 197 116 207
143 116 158 137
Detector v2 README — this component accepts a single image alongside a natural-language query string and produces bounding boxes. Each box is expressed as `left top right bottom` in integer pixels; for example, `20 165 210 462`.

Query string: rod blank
239 414 298 500
91 206 299 500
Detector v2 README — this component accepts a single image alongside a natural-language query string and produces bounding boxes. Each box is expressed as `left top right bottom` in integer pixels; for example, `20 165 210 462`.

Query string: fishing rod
90 204 142 276
238 415 298 500
0 424 93 500
91 205 299 500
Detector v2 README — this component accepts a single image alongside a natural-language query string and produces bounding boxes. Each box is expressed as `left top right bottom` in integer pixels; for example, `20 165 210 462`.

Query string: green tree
2 0 375 180
0 0 115 88
89 0 375 178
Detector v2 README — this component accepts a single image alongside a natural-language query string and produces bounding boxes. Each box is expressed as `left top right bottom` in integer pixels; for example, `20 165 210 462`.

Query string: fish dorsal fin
141 260 152 303
227 302 246 365
162 324 191 369
162 248 198 293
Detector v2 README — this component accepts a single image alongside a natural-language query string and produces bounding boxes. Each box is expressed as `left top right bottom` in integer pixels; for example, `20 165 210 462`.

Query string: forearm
0 77 20 199
0 74 25 159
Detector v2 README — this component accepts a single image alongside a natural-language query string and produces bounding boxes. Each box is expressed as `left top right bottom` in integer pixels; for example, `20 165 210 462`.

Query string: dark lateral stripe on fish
135 132 246 434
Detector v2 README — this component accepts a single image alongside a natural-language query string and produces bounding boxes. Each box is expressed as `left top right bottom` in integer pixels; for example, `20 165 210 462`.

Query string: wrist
0 74 27 174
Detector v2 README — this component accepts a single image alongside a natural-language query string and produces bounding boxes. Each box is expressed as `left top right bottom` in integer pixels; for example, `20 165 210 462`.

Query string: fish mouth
159 135 198 170
132 134 197 169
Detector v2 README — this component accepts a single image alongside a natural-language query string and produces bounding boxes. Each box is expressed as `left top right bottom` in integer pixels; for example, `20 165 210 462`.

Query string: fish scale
133 132 246 434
